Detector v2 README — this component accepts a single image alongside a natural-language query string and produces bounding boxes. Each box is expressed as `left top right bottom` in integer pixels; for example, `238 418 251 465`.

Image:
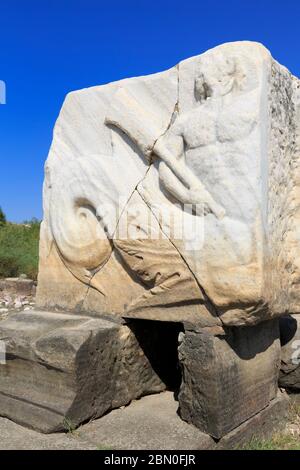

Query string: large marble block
36 41 300 326
0 311 165 432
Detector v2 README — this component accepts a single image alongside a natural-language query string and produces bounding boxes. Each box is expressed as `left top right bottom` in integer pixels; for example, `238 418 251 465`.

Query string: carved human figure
102 57 247 316
45 45 263 322
154 55 256 220
108 52 261 317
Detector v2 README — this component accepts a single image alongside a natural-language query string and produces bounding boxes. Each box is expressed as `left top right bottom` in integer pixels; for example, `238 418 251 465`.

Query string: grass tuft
242 434 300 450
242 399 300 450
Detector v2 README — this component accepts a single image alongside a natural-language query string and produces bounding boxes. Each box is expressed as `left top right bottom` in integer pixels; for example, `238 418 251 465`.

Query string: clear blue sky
0 0 300 222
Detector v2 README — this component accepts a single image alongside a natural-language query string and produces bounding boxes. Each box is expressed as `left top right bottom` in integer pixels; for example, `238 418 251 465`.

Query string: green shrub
0 207 6 227
0 255 19 278
0 220 40 280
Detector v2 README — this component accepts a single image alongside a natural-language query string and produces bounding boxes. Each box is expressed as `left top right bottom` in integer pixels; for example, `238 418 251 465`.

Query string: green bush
0 220 40 280
0 207 6 227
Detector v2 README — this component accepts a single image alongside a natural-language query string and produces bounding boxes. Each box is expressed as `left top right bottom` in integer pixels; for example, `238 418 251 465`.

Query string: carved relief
38 42 299 326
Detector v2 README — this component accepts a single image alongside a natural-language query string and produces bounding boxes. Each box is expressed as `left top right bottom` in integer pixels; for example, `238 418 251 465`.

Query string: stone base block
0 389 289 450
216 390 290 449
0 310 165 432
178 319 281 439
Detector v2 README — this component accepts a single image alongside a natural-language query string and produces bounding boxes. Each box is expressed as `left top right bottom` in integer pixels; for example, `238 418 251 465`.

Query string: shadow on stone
224 319 280 360
127 319 183 393
279 314 297 346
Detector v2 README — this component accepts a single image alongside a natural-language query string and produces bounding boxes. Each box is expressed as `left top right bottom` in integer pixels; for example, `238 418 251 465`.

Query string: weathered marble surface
36 41 300 326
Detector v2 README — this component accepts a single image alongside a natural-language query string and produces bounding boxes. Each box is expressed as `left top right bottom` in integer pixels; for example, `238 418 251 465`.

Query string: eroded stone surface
217 390 290 449
0 311 165 432
178 319 281 438
0 390 290 450
36 41 300 327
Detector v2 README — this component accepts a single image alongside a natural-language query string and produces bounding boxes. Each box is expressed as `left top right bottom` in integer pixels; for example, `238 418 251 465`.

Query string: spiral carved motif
48 156 116 284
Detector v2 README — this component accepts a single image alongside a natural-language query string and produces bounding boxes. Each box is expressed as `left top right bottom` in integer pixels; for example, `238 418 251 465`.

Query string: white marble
37 41 300 326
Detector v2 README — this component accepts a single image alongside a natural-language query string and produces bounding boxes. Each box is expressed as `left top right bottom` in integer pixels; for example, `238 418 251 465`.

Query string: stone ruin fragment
0 41 299 441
